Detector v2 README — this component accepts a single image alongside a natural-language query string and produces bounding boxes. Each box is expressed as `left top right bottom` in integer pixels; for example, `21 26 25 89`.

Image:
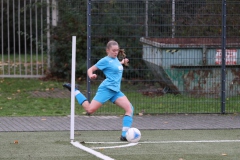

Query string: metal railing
0 0 53 78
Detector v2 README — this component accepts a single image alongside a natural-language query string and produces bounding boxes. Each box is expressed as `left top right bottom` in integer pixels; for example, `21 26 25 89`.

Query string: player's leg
63 83 103 114
84 100 102 114
63 83 87 104
63 83 91 112
111 93 134 141
85 86 114 114
63 83 113 115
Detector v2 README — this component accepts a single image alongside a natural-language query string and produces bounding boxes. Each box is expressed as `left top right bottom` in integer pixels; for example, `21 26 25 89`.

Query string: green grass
0 78 73 116
1 130 240 160
0 78 240 117
1 53 47 63
0 53 47 75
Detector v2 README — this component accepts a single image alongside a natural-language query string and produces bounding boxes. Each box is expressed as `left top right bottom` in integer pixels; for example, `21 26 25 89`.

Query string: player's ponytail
106 40 129 66
118 49 129 66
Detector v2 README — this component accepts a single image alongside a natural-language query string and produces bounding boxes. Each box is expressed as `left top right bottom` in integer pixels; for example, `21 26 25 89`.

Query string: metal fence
86 0 240 114
0 0 53 78
1 0 240 114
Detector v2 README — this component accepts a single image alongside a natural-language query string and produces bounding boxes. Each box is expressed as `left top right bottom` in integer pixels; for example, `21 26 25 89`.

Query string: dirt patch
30 88 70 98
31 87 167 98
140 88 165 97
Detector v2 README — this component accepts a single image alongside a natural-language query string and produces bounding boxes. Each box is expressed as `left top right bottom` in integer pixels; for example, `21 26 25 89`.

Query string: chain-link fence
1 0 240 115
85 0 240 114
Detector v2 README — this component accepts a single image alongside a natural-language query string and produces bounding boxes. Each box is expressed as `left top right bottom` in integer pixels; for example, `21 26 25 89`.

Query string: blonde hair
106 40 128 66
106 40 119 49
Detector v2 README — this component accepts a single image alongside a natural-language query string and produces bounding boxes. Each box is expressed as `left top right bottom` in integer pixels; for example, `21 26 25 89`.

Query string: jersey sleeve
95 57 107 71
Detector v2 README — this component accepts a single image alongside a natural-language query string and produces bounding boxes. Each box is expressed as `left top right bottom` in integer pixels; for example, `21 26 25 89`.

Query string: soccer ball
126 127 141 143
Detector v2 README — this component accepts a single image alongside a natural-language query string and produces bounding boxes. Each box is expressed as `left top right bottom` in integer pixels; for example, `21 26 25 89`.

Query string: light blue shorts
93 86 125 104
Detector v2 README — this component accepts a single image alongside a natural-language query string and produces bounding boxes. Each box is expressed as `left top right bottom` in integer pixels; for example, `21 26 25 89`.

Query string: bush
50 0 87 79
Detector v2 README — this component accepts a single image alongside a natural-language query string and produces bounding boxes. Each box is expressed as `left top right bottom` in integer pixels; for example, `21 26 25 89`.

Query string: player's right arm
87 65 98 80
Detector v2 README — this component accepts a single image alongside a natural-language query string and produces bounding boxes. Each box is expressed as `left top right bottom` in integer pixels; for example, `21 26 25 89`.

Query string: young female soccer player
63 40 134 141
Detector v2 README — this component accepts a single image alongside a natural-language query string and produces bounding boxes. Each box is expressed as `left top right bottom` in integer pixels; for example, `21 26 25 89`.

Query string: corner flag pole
70 36 76 141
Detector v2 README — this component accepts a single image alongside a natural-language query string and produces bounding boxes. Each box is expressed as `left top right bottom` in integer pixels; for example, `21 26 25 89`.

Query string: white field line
140 140 240 143
71 141 115 160
85 139 240 144
72 139 240 157
91 143 138 149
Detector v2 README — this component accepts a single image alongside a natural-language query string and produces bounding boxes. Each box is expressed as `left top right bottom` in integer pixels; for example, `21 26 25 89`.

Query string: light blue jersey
95 56 123 92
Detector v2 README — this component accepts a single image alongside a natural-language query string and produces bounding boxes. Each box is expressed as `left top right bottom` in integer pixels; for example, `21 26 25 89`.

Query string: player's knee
87 108 95 114
125 104 134 116
87 105 100 114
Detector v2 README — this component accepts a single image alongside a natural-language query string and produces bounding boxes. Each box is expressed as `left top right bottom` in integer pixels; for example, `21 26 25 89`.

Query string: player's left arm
120 58 129 66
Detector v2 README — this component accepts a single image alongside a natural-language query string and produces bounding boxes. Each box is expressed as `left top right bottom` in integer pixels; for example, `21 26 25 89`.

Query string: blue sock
121 104 134 137
122 115 133 137
75 90 87 105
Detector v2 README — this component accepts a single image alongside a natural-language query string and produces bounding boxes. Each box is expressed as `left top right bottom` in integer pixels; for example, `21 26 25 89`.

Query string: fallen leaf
75 132 81 135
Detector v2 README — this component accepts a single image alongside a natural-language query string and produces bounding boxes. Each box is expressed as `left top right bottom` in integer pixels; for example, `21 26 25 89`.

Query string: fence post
87 0 92 102
221 0 227 114
145 0 148 37
47 0 50 70
172 0 175 38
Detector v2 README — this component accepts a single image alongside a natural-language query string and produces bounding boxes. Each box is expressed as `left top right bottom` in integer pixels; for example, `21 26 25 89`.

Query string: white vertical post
13 0 16 75
30 0 33 75
52 0 58 26
35 0 38 75
70 36 76 141
41 0 43 75
24 0 27 75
